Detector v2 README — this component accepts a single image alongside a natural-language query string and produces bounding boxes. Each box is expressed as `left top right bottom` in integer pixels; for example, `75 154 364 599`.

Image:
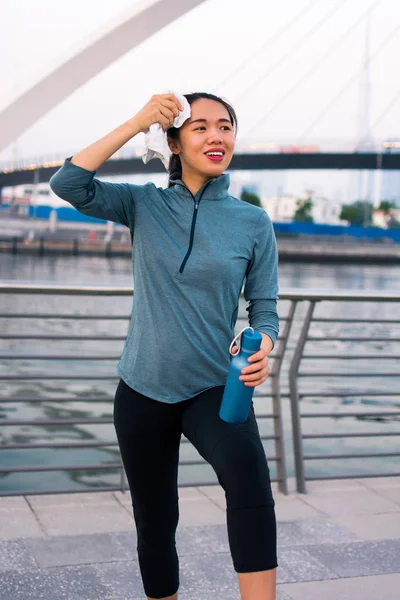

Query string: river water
1 253 399 494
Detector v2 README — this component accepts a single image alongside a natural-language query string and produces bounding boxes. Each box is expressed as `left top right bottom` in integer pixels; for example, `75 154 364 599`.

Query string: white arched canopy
0 0 206 153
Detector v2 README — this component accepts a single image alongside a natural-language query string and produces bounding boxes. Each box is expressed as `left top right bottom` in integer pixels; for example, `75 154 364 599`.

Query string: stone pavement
0 477 399 599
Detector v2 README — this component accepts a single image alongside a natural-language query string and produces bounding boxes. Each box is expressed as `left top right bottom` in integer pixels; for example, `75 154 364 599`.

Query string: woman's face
169 98 236 182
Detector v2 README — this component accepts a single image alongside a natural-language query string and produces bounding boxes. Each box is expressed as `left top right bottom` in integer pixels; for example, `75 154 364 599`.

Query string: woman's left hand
234 333 273 387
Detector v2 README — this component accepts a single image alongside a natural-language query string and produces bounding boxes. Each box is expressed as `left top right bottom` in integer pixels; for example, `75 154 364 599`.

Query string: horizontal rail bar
0 463 121 473
0 441 119 450
1 417 114 426
302 355 400 360
0 355 121 360
306 337 400 342
301 412 400 418
304 452 400 460
0 354 281 361
0 375 120 380
305 472 400 481
0 396 113 403
1 283 399 302
0 476 284 497
298 372 400 377
0 335 126 340
0 395 287 404
311 318 400 323
0 374 276 381
303 432 400 439
0 455 279 474
299 392 398 397
0 314 130 320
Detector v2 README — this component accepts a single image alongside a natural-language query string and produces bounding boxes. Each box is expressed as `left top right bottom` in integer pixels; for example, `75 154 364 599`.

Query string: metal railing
0 284 399 496
288 290 400 492
0 283 295 496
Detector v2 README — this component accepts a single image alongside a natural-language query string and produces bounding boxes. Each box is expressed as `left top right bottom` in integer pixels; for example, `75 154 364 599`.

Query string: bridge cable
241 0 381 142
213 0 320 93
233 0 349 106
370 83 400 132
297 15 400 142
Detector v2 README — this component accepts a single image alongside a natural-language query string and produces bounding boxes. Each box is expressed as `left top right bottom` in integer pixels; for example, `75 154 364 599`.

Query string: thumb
231 345 239 355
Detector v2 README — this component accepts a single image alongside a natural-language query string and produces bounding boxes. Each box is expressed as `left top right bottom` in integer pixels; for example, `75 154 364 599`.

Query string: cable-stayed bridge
1 0 400 192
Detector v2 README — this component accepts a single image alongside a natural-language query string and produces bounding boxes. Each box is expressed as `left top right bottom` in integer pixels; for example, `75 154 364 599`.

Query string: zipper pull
195 201 199 210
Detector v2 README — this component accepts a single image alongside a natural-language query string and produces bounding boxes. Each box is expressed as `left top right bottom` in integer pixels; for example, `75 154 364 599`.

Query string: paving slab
0 565 107 600
27 492 118 509
357 476 400 489
25 532 131 568
92 560 144 598
178 496 226 526
274 495 322 521
304 479 366 494
306 539 400 578
31 502 135 536
281 573 400 600
277 517 358 547
332 512 400 541
0 540 37 572
277 547 338 584
300 487 400 517
0 506 44 540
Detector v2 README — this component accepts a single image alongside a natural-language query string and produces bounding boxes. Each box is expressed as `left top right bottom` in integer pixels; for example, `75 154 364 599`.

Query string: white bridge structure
0 0 206 153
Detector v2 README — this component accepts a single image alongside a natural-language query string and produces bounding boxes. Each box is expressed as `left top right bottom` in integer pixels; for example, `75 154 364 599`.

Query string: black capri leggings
113 379 277 599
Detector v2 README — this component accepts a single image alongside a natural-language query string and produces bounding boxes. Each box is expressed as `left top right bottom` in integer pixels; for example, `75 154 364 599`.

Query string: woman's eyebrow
190 118 231 124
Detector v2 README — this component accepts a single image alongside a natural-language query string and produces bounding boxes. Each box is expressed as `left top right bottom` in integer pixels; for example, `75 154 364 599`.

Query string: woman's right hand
133 94 184 133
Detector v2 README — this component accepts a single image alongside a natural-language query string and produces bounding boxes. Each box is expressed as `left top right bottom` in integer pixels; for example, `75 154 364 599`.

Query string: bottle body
219 329 262 424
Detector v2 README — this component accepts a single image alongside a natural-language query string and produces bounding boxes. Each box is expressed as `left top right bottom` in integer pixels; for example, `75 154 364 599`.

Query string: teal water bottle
219 327 262 424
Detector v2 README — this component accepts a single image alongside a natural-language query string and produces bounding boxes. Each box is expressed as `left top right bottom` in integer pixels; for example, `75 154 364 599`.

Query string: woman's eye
195 126 206 131
222 126 232 131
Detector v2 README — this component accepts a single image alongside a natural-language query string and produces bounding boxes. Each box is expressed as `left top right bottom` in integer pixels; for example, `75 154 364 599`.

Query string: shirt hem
117 366 226 404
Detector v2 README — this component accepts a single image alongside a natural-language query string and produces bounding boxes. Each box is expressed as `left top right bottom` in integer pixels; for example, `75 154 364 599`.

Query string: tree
378 200 398 213
293 197 314 223
340 201 373 226
240 190 262 208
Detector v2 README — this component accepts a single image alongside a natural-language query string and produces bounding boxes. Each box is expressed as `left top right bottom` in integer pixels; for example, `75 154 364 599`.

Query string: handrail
1 282 400 301
287 293 400 493
1 284 399 496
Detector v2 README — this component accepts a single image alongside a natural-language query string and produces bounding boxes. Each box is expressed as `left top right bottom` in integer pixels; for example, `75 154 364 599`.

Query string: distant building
381 140 400 205
372 208 400 229
261 192 343 224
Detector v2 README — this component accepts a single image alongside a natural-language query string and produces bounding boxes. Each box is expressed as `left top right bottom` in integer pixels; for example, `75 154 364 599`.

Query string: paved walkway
0 477 399 599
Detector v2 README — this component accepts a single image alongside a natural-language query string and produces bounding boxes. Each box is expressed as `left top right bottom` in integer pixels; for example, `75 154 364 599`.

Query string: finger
159 98 181 118
247 349 267 363
240 365 269 380
241 369 268 382
162 93 184 111
241 357 269 374
158 107 175 130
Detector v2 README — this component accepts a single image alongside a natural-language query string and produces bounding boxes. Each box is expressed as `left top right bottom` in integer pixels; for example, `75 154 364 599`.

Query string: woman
50 92 279 600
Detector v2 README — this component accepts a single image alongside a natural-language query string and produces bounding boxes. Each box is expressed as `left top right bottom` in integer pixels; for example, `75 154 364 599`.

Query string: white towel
142 93 191 170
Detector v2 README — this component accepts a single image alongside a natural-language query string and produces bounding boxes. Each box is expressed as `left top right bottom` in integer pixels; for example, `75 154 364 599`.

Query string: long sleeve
243 210 279 348
49 158 136 228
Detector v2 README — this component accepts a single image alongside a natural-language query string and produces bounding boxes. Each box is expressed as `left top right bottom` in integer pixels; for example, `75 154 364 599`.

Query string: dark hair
167 92 238 186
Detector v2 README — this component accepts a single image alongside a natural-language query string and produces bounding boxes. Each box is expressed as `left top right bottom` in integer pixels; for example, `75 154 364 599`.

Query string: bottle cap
241 329 262 351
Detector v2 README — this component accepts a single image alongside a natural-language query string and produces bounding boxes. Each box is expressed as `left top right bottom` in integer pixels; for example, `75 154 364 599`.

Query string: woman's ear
167 137 181 155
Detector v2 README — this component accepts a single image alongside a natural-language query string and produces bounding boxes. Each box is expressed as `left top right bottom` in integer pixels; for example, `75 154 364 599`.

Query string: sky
1 0 400 199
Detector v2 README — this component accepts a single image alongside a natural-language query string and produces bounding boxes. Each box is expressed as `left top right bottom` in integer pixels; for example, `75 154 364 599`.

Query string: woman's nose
208 130 223 143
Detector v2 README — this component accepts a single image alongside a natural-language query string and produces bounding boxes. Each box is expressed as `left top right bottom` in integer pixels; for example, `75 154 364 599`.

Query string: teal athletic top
50 158 279 403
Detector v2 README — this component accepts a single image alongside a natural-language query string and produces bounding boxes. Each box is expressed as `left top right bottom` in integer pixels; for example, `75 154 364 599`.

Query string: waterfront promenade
1 477 399 599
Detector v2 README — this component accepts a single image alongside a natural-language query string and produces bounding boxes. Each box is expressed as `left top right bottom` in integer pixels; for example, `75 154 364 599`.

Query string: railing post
270 299 298 495
289 300 317 493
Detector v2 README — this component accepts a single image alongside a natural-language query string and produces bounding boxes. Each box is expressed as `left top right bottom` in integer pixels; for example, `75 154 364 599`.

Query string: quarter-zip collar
168 173 230 201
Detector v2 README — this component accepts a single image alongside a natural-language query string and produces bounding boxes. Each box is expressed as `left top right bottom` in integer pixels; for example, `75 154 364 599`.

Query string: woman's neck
181 170 212 196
